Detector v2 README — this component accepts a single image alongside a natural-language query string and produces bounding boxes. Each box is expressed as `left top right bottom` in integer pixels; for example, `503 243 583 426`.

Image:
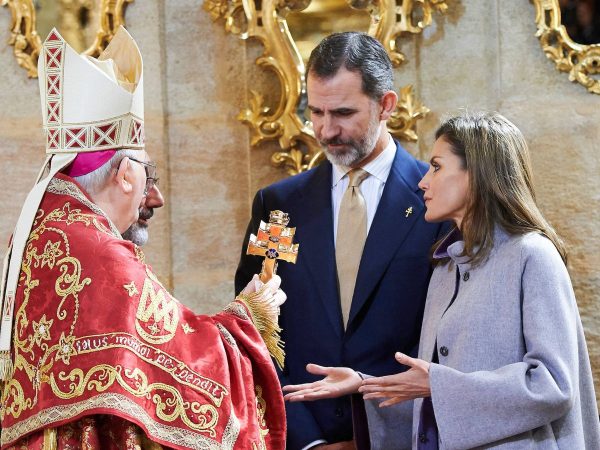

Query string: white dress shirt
331 135 396 245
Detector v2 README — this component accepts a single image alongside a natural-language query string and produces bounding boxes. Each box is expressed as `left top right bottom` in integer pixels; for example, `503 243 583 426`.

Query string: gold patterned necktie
336 168 370 329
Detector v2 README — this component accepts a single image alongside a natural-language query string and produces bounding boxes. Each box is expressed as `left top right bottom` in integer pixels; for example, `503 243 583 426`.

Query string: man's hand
358 352 431 407
282 364 362 402
241 274 286 322
314 441 355 450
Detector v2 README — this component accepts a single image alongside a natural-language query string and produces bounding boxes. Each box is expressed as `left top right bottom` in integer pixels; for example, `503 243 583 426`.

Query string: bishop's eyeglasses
128 156 159 196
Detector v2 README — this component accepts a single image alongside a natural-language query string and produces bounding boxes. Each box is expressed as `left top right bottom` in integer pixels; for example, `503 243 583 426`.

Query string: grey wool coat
365 227 600 449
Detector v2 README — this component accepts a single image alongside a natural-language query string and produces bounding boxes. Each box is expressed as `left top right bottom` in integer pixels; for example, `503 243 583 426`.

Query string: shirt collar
332 134 397 188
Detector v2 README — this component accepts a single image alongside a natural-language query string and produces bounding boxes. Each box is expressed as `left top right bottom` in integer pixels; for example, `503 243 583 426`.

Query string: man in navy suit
235 32 446 450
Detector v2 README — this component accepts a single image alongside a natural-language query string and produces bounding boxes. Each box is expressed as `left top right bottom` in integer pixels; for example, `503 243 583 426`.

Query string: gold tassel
0 350 13 381
43 428 58 450
236 290 285 370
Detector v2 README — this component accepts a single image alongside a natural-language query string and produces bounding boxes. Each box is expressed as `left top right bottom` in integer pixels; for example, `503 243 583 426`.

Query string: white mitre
39 26 144 154
0 27 145 378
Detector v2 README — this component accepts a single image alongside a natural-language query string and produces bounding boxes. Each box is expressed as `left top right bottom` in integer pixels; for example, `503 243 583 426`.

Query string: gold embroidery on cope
55 332 76 365
47 364 220 436
135 277 179 345
223 302 250 321
70 332 228 405
32 315 53 346
134 245 146 264
1 393 241 449
40 240 63 268
3 204 92 421
252 385 269 450
181 323 195 334
216 323 237 349
123 281 139 297
46 178 121 238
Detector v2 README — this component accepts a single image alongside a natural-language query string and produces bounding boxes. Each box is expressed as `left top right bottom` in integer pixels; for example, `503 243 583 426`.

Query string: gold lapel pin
405 206 413 218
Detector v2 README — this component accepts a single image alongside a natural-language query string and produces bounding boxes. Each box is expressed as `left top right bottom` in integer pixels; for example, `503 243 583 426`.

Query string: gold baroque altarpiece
204 0 449 175
532 0 600 95
2 0 133 78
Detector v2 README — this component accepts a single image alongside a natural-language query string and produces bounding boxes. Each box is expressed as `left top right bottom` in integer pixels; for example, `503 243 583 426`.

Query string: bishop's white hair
73 149 141 196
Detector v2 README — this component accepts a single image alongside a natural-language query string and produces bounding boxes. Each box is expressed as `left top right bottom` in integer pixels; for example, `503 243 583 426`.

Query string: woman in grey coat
283 111 600 449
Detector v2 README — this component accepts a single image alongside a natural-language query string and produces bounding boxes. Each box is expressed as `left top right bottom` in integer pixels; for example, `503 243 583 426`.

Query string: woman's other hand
358 352 431 407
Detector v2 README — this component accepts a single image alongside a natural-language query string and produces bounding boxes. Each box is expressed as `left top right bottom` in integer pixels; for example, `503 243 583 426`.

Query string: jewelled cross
246 210 299 283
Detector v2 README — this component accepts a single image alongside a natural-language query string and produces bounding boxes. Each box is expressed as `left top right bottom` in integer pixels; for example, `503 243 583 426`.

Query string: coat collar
433 225 512 267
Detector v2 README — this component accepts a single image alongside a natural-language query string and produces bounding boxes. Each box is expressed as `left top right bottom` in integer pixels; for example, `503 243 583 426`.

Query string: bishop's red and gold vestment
0 174 286 449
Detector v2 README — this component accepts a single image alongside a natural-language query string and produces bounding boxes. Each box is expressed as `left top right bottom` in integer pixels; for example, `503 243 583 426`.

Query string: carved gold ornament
532 0 600 94
205 0 447 175
2 0 134 78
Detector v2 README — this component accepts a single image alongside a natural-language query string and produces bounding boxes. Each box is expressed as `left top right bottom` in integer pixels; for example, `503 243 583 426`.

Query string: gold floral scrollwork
270 146 325 177
204 0 448 175
532 0 600 94
387 85 430 141
373 0 449 67
2 0 134 78
1 0 41 77
85 0 135 58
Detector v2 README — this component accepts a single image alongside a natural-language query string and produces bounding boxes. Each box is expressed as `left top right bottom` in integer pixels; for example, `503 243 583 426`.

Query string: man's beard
122 207 153 246
320 111 381 167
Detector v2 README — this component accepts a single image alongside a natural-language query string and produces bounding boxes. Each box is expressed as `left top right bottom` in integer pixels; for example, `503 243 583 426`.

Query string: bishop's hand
240 274 286 322
282 364 362 402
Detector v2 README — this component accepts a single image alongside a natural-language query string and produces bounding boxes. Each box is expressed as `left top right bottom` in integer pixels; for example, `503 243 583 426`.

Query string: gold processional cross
246 210 298 369
246 210 299 282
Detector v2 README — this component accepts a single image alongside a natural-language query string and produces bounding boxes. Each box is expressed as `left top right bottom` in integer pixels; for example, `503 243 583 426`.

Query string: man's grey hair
73 149 141 196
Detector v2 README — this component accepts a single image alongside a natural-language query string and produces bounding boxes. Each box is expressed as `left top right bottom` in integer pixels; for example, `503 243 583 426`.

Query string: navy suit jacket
235 142 447 449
